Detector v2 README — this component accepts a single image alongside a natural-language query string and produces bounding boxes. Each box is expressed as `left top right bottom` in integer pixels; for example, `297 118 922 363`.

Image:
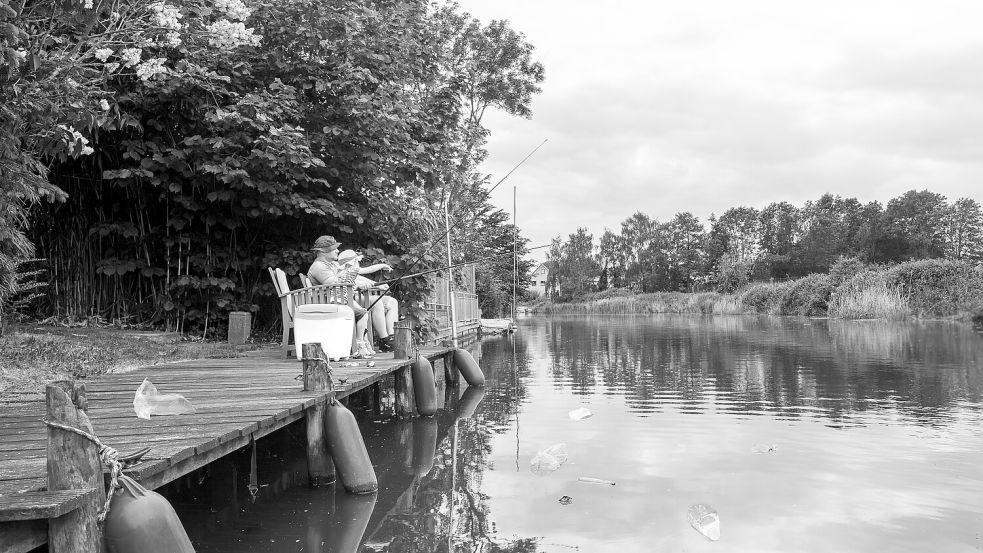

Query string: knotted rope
42 417 124 523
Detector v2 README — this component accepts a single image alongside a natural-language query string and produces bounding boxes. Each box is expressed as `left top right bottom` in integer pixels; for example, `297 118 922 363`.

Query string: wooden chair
268 268 352 357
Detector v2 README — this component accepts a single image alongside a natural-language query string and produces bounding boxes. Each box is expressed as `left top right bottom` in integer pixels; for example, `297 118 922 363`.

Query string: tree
943 197 983 260
618 212 658 291
14 0 545 331
757 201 798 278
553 228 599 300
794 194 865 274
663 212 706 291
877 190 948 261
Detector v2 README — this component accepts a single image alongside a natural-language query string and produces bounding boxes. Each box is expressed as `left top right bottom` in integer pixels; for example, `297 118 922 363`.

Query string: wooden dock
0 344 462 553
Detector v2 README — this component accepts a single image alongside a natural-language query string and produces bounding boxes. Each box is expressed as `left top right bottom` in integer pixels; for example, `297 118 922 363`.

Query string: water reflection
169 316 983 552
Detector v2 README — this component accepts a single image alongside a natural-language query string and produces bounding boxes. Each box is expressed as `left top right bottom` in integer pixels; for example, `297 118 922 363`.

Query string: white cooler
293 303 355 361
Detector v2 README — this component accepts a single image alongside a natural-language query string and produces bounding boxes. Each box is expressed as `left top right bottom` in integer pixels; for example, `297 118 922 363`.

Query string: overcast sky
454 0 983 262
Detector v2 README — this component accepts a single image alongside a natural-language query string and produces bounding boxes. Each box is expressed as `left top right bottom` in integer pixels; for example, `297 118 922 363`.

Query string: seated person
307 236 371 357
337 249 399 352
308 235 398 352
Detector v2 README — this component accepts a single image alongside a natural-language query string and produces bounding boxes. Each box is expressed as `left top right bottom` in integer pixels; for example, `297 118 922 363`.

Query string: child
337 250 374 358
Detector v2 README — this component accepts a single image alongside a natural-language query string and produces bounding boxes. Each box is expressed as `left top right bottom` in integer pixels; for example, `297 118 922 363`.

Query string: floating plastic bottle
687 504 720 541
568 407 593 421
577 476 615 485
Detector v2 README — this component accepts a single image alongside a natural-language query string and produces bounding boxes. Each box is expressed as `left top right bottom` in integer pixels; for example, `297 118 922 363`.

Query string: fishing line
363 139 548 313
377 244 550 283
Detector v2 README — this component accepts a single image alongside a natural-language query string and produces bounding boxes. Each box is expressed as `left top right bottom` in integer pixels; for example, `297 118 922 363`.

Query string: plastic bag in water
568 407 593 421
687 504 720 541
530 443 569 476
133 378 195 420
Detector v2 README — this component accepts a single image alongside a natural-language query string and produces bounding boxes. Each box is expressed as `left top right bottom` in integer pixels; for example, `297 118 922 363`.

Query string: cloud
462 0 983 260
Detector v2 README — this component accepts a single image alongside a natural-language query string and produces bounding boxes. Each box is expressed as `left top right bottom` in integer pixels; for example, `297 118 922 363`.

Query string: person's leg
382 296 398 336
370 301 388 339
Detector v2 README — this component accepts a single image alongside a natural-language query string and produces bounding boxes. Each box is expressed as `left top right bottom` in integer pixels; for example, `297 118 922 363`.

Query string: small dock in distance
0 344 464 553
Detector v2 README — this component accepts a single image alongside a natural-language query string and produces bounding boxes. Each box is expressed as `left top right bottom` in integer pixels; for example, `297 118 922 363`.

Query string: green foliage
776 273 835 316
882 259 983 317
11 0 544 331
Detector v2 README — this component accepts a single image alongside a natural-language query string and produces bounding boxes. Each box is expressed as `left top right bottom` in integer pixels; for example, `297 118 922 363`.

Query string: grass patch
0 325 265 399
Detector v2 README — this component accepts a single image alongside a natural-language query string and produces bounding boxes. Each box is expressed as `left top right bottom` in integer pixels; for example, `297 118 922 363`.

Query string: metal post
444 196 459 347
513 186 517 322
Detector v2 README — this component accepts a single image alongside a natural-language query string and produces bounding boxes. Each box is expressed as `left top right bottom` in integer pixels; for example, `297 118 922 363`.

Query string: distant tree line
544 190 983 301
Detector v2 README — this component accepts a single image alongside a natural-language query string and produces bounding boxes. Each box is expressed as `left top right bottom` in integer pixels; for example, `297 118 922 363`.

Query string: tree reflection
525 315 983 423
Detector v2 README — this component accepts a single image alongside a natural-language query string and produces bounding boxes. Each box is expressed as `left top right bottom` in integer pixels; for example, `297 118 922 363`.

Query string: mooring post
46 381 106 553
434 356 447 410
301 343 335 487
393 321 412 359
394 363 416 418
444 351 460 385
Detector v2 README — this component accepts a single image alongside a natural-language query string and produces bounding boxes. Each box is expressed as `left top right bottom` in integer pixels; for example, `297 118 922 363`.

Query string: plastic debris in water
751 443 779 454
577 477 615 485
568 407 593 421
530 443 569 476
687 504 720 541
558 495 573 505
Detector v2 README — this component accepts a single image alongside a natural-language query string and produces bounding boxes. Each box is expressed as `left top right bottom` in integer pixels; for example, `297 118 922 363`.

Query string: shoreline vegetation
528 258 983 322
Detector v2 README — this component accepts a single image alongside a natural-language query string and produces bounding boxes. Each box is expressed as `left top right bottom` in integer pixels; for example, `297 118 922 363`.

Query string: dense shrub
739 282 786 314
777 273 835 316
882 259 983 316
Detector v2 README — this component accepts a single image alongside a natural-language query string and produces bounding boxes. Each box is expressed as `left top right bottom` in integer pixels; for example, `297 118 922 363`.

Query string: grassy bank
0 325 263 399
528 259 983 321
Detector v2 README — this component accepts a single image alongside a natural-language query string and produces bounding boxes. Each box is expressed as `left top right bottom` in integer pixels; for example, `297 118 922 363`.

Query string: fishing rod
377 243 550 283
363 139 548 312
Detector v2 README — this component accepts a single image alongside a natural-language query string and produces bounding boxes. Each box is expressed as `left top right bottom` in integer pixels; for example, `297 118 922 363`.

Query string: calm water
168 315 983 552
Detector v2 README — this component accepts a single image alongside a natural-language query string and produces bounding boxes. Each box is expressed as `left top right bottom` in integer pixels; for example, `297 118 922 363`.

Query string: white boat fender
453 348 485 386
411 357 437 416
324 401 378 494
104 474 196 553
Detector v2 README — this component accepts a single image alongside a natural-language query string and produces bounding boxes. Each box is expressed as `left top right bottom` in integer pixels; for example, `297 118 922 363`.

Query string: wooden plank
0 489 99 522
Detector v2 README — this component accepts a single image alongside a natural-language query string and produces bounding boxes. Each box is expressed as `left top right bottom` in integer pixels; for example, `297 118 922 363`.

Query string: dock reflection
168 384 486 553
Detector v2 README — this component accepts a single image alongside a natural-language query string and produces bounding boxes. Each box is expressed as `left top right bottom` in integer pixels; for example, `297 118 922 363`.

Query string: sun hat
311 235 340 252
338 249 363 264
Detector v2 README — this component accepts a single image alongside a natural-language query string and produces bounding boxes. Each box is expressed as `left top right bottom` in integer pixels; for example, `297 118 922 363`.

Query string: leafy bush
777 273 835 316
739 282 786 314
882 259 983 316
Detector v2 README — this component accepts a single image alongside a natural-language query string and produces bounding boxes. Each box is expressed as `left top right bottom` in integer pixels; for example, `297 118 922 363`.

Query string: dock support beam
394 364 417 418
302 343 335 487
46 381 106 553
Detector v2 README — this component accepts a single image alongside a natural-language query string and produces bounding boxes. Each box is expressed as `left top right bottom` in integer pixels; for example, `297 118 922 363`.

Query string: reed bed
529 259 983 321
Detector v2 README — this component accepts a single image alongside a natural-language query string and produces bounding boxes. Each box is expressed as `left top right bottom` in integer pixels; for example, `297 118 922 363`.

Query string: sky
453 0 983 263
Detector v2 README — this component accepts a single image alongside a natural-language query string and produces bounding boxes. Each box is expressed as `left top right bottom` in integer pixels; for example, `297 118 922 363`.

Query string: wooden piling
393 321 413 359
394 365 416 418
301 343 335 487
45 381 105 553
444 351 460 385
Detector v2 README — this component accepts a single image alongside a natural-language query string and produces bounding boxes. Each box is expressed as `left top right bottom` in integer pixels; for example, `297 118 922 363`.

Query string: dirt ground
0 324 267 400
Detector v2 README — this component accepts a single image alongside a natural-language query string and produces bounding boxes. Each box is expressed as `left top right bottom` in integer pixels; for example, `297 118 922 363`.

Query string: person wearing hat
337 249 399 353
308 236 398 351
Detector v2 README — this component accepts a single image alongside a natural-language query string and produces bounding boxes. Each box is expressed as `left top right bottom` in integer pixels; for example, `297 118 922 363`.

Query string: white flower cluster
213 0 251 21
93 48 113 62
58 125 94 156
165 31 182 47
149 2 183 31
135 58 168 82
120 48 142 67
206 20 261 50
82 0 93 8
99 99 110 111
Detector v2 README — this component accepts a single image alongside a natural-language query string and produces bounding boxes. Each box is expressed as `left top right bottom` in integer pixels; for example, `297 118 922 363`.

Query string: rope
41 417 124 523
